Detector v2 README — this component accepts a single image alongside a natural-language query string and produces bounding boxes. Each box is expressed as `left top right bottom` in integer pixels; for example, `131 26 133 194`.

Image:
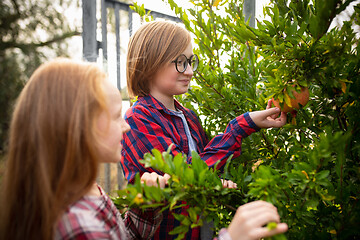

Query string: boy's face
97 80 130 163
150 42 194 98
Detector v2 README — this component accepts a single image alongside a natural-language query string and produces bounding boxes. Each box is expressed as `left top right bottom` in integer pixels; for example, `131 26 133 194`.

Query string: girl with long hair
0 58 165 240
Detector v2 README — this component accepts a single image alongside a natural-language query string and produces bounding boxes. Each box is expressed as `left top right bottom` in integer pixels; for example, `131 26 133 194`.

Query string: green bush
116 1 360 239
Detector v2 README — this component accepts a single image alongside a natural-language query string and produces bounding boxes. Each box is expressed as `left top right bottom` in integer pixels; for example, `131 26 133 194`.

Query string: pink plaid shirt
55 186 162 240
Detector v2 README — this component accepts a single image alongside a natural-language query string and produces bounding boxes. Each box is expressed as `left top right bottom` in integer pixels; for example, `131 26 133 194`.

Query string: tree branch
195 72 226 99
1 30 81 51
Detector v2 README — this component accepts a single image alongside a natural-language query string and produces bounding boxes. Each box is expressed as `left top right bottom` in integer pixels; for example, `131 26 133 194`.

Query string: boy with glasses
121 21 287 240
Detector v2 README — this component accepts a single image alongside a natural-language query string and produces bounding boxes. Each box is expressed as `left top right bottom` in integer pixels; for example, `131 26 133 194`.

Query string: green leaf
169 224 189 236
174 153 185 176
170 192 186 210
315 170 330 180
188 207 198 223
191 151 207 178
134 173 142 193
183 168 194 185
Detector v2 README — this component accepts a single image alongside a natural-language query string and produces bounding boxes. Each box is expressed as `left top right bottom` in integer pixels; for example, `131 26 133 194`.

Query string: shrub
116 1 360 239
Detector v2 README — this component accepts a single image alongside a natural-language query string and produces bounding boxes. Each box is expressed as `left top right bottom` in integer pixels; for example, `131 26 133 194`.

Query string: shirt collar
137 95 188 116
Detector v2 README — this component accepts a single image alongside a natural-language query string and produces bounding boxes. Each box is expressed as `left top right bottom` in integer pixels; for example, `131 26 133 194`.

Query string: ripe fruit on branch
272 86 310 113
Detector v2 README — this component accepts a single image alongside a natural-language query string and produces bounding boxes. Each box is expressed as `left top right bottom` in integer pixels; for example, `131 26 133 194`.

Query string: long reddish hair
0 58 108 240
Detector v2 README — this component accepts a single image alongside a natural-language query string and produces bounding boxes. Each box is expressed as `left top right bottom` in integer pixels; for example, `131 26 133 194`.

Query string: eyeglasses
171 54 199 73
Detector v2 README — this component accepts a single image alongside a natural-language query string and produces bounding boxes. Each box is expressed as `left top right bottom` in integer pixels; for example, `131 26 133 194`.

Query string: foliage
130 2 155 22
119 0 360 239
113 145 285 239
0 0 81 152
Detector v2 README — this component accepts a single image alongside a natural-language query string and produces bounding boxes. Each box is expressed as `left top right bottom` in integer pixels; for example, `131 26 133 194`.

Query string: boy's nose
183 64 194 76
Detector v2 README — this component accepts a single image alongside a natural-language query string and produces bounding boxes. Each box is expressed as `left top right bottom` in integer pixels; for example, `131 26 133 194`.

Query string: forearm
199 112 260 170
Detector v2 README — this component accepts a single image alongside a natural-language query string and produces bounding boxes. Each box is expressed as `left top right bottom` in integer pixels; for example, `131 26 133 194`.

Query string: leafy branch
113 145 242 239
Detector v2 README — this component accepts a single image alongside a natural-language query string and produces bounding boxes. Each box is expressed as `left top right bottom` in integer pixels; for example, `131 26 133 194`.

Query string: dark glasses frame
171 54 199 73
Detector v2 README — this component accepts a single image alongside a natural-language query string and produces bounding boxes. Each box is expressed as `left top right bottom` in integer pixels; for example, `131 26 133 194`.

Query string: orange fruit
272 87 310 113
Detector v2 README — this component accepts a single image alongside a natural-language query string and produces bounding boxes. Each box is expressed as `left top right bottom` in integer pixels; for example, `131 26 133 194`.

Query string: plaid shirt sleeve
201 112 260 168
121 99 260 183
56 212 113 240
124 208 163 240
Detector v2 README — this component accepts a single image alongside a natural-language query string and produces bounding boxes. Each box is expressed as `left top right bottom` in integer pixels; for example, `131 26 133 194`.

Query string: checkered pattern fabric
55 186 162 240
121 95 259 239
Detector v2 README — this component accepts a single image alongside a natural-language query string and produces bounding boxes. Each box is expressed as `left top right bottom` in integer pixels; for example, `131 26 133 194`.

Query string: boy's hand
249 99 287 128
221 179 237 189
141 172 171 188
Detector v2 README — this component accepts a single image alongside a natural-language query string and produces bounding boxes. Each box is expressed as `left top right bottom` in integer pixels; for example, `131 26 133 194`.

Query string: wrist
245 112 261 131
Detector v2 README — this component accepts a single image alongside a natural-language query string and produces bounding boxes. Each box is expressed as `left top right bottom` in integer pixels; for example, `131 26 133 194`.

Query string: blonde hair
127 21 191 98
0 58 108 240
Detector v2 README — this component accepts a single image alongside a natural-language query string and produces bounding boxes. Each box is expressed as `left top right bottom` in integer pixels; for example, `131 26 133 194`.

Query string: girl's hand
227 201 288 240
249 99 287 128
141 172 171 188
221 179 237 189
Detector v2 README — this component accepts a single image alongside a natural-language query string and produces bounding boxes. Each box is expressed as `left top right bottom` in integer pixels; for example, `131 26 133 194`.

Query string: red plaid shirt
55 186 162 239
121 95 260 239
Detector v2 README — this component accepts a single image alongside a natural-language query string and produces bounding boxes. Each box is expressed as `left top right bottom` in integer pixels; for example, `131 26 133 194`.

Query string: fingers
250 107 289 128
267 99 280 119
274 111 287 127
238 200 277 212
163 173 171 182
264 107 281 117
268 111 287 128
227 201 288 240
266 99 272 110
251 223 288 239
246 206 280 227
140 172 169 188
141 174 240 189
221 179 238 189
141 172 156 187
